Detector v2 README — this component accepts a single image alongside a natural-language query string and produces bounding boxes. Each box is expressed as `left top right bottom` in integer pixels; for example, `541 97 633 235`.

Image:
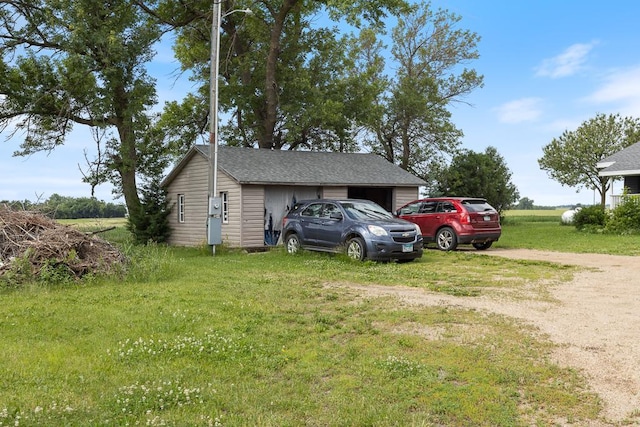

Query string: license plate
484 215 491 221
402 243 413 252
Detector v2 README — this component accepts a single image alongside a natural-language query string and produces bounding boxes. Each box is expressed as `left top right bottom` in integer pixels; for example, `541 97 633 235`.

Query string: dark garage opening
348 187 393 212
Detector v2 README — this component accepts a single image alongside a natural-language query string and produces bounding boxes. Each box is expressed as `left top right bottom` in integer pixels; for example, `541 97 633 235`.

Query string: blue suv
282 199 423 262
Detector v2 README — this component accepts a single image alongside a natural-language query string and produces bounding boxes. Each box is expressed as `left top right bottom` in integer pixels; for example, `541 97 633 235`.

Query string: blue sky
1 0 638 206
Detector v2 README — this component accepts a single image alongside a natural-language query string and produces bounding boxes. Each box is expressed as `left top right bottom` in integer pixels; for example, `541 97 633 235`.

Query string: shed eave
599 168 640 177
235 181 422 186
596 161 615 169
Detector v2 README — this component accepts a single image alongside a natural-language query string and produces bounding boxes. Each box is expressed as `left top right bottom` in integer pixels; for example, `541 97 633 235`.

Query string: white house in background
161 145 426 249
597 141 640 208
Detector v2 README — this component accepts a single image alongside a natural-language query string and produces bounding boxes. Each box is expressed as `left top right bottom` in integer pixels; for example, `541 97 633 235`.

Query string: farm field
504 208 566 217
58 217 128 228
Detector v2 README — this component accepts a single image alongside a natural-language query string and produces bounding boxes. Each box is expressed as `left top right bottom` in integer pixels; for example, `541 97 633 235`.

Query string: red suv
395 197 501 251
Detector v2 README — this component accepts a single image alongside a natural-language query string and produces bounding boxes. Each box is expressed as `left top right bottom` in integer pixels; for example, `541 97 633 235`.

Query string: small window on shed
220 191 229 224
178 194 185 223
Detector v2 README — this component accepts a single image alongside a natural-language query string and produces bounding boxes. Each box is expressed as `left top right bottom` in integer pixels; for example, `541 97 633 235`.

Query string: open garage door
348 187 393 212
264 186 320 245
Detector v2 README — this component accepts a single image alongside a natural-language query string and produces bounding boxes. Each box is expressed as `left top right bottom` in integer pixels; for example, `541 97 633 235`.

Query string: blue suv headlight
367 225 388 236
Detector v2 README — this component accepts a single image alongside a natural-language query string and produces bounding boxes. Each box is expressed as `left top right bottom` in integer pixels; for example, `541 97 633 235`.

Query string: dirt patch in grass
340 248 640 426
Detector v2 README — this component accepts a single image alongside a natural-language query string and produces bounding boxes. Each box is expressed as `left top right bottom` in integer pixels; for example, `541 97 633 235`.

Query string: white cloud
544 117 584 134
494 97 543 123
535 42 596 78
585 65 640 116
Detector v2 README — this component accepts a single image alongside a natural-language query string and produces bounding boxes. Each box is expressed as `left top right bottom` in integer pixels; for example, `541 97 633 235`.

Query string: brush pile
0 206 126 280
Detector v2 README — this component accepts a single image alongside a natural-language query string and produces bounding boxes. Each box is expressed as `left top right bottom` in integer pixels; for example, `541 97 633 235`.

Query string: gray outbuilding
161 145 426 248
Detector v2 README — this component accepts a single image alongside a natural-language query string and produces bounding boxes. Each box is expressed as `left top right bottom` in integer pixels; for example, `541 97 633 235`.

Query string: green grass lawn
2 214 636 425
499 210 640 255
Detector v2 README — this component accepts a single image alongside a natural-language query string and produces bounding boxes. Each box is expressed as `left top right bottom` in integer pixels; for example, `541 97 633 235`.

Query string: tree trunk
401 122 411 170
117 127 142 217
112 85 142 217
599 176 609 209
259 0 299 149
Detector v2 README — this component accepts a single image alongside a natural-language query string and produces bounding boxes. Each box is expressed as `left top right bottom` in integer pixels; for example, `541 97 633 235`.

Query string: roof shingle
192 145 426 186
598 142 640 176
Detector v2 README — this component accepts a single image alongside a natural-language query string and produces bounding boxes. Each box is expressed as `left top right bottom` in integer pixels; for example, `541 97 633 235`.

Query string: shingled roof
163 145 426 187
597 142 640 176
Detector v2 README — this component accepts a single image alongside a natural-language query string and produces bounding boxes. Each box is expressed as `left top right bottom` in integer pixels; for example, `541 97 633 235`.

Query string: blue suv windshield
341 201 392 220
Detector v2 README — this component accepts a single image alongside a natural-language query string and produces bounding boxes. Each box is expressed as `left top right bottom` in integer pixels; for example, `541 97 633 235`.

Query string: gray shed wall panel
394 187 420 210
166 155 208 246
241 185 266 247
218 173 242 246
321 187 348 199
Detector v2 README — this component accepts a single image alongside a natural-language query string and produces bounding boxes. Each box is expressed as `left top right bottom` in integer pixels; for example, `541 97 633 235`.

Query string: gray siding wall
218 173 242 246
166 154 209 247
394 187 420 210
321 186 348 199
166 154 244 248
241 185 266 247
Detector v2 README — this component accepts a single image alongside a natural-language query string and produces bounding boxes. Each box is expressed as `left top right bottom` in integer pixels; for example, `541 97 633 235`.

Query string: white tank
561 207 581 224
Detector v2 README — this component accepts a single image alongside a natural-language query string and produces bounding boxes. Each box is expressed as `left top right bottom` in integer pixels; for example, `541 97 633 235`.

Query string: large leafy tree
145 0 483 184
358 1 483 182
433 146 519 216
0 0 166 221
140 0 411 152
539 113 640 208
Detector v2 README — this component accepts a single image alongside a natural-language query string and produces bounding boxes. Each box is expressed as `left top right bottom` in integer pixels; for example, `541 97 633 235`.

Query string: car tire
472 241 493 250
346 237 366 261
436 227 457 251
285 233 301 254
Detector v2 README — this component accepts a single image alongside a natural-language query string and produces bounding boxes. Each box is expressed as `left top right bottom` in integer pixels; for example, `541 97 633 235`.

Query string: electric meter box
208 197 222 245
209 197 222 216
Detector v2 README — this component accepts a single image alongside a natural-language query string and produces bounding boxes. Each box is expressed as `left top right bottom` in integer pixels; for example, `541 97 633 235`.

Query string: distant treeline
512 205 580 211
514 197 581 211
1 194 126 219
520 205 567 210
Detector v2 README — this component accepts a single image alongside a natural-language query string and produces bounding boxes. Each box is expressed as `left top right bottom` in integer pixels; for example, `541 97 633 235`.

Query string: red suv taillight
461 213 471 224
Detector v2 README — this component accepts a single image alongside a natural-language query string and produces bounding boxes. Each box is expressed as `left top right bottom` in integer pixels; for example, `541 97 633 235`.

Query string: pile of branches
0 206 127 280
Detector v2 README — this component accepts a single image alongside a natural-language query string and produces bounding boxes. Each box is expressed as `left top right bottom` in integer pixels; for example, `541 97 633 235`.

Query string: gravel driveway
345 248 640 425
